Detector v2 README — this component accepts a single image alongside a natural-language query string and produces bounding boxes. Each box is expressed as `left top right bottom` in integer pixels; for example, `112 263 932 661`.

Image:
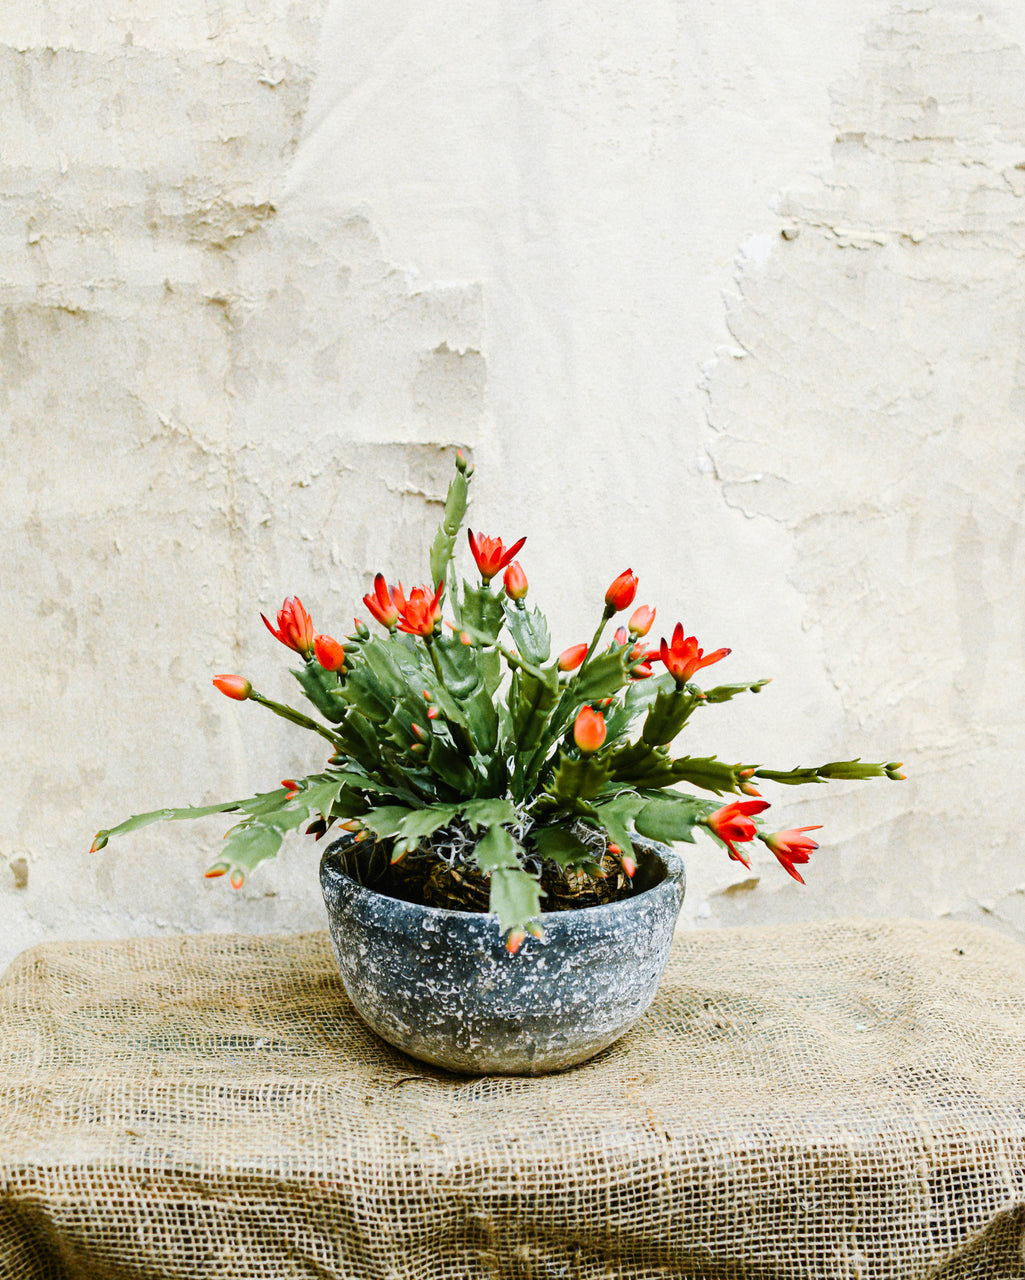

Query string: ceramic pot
319 835 685 1075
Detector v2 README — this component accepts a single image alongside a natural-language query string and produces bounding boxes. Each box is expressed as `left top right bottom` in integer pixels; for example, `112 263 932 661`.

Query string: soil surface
374 849 637 914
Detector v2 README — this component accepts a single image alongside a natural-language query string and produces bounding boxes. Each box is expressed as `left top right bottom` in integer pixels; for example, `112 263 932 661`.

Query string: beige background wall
3 0 1024 968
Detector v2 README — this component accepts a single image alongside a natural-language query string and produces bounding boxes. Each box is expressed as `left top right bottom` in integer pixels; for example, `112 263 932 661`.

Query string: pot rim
320 834 685 924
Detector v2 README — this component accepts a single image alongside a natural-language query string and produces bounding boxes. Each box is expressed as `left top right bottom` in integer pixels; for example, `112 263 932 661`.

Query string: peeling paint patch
0 0 487 967
704 0 1025 932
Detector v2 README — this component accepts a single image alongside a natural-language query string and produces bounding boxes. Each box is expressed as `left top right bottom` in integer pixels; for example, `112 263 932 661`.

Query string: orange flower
604 569 638 612
261 597 314 657
502 561 528 601
468 530 527 583
212 674 252 701
573 706 607 754
628 604 656 637
762 826 822 884
313 633 346 672
557 643 588 672
362 575 406 630
396 582 445 637
705 799 770 866
658 623 730 686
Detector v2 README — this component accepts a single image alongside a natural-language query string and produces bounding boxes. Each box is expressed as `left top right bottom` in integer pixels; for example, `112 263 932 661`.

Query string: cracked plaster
4 0 1025 965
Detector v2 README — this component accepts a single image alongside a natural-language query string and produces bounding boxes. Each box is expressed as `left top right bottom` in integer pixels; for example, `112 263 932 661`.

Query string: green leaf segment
93 450 905 943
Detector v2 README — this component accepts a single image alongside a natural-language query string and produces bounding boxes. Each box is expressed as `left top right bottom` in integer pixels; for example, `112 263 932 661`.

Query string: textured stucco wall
3 0 1025 968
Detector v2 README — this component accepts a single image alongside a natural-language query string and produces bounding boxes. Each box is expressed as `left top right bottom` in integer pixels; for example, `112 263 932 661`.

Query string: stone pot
319 835 686 1075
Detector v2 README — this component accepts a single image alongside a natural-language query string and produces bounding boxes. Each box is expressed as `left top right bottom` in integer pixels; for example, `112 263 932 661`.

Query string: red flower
212 674 252 701
468 530 527 583
313 633 346 672
502 561 528 601
762 826 822 884
628 604 656 637
705 799 770 866
362 575 406 630
396 582 445 637
605 569 638 612
573 706 607 754
659 623 731 686
262 597 315 657
557 642 588 672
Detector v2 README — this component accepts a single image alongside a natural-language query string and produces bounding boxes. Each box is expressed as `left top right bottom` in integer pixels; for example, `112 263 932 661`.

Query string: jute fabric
1 920 1024 1279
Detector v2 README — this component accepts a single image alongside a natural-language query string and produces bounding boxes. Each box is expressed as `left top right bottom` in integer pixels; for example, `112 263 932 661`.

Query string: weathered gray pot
319 835 685 1075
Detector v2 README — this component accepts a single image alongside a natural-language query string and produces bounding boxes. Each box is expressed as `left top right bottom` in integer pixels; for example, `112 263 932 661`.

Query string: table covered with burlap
2 920 1024 1280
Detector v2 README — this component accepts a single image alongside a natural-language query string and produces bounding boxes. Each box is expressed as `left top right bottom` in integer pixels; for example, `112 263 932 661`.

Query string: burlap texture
1 920 1024 1280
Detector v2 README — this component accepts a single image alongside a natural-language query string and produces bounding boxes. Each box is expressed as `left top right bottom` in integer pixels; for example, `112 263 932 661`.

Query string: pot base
320 837 686 1075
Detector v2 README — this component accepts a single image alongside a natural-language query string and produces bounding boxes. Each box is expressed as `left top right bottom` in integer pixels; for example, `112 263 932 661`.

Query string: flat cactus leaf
429 463 471 591
531 826 593 869
509 668 559 754
488 866 543 935
473 823 524 874
669 755 743 796
546 752 612 805
461 584 506 645
291 662 347 723
504 604 551 666
458 798 518 829
592 792 644 858
607 740 677 787
702 678 771 704
640 685 702 746
571 648 630 703
633 794 708 843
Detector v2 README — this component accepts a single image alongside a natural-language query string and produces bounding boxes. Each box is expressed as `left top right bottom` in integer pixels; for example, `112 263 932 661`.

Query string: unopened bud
230 869 245 889
352 618 370 640
204 862 229 879
628 604 656 638
505 929 527 955
90 832 108 853
455 449 474 476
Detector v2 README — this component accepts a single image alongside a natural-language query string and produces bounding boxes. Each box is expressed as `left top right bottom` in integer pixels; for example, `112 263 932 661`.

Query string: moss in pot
94 452 905 1073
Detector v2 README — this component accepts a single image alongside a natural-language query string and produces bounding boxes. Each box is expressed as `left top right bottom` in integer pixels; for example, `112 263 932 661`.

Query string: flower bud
314 633 346 672
573 706 607 754
604 569 638 612
230 869 245 890
212 674 252 701
204 862 229 879
613 626 628 646
352 617 370 639
558 643 588 672
505 929 527 955
455 448 474 476
628 604 655 637
502 560 528 601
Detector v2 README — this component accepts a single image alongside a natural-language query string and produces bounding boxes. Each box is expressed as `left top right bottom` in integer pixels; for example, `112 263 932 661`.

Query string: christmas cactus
92 453 904 950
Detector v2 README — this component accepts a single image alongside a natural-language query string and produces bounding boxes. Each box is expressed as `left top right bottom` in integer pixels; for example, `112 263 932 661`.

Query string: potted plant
93 452 903 1074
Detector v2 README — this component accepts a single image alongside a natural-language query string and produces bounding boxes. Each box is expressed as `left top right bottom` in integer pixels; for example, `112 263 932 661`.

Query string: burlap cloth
2 920 1024 1280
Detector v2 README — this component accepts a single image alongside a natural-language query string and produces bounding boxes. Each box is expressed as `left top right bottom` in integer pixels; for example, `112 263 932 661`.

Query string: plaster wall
2 0 1024 968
